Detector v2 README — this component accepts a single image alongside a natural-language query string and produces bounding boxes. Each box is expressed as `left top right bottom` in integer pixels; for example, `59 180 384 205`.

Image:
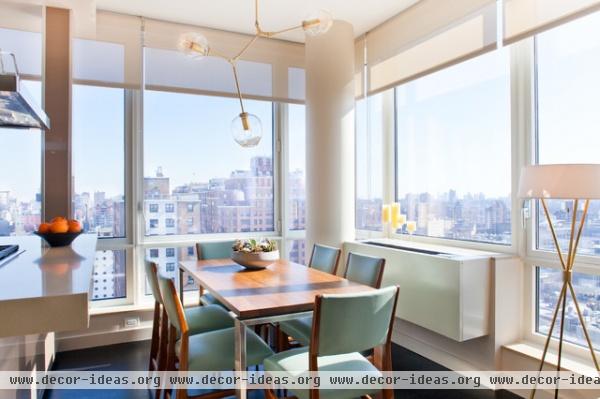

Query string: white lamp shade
518 164 600 199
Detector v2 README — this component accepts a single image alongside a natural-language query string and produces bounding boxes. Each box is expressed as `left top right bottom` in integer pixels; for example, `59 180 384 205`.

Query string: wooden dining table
178 257 376 399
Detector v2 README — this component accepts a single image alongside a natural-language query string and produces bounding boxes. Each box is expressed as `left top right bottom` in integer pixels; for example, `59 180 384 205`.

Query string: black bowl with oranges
35 217 83 247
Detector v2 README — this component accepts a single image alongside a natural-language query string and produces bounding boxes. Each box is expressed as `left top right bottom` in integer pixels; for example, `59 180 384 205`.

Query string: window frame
71 83 135 309
134 95 287 306
384 49 518 254
279 102 308 264
354 90 394 241
521 32 600 358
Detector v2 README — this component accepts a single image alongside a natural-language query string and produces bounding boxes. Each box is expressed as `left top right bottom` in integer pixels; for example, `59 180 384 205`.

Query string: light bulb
231 112 262 148
302 9 333 36
177 32 210 59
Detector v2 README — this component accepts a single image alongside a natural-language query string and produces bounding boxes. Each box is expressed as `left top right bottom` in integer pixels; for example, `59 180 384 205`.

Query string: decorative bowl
34 231 82 247
231 250 279 270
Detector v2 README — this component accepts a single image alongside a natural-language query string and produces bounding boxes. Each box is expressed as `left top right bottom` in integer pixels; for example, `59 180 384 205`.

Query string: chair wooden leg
277 326 290 352
149 301 161 371
164 325 178 399
199 286 205 306
155 307 169 399
265 388 278 399
176 386 188 399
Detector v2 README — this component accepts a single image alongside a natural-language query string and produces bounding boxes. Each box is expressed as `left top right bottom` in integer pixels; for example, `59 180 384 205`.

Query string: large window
395 49 512 244
144 246 197 295
284 104 307 264
287 104 306 231
71 84 127 302
356 93 384 232
91 250 126 301
0 80 42 236
72 84 126 238
535 11 600 348
143 91 274 236
535 11 600 257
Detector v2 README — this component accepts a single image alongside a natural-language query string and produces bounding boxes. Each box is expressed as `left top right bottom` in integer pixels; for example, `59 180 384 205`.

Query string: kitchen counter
0 234 97 338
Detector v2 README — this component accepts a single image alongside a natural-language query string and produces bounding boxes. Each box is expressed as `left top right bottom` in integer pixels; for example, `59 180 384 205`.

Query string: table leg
234 318 247 399
178 267 184 305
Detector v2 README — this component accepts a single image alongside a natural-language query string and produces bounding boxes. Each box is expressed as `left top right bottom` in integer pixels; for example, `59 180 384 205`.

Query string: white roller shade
145 48 272 99
0 2 42 33
144 18 304 102
355 36 366 98
503 0 600 44
288 67 305 101
365 0 497 95
73 11 142 88
0 3 42 78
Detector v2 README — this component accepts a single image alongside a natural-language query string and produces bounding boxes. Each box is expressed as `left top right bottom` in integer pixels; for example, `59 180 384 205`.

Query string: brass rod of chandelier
541 198 567 269
567 280 600 371
570 199 589 270
255 0 259 28
566 199 579 269
261 23 305 37
529 281 567 399
554 285 568 399
206 47 232 61
230 62 246 114
233 34 260 61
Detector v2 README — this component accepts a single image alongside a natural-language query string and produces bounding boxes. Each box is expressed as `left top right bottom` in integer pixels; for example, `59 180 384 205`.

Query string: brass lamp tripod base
530 198 600 399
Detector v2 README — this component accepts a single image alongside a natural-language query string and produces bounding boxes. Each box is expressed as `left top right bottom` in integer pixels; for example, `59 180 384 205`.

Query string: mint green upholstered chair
279 251 386 348
144 260 234 399
195 241 236 306
308 244 341 275
157 273 274 399
264 286 400 399
344 252 386 289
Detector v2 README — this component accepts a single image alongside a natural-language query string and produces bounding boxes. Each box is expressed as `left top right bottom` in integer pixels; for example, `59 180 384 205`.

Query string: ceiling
95 0 420 42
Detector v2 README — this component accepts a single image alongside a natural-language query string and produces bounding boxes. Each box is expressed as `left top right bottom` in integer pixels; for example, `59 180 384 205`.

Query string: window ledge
503 341 598 376
90 303 154 316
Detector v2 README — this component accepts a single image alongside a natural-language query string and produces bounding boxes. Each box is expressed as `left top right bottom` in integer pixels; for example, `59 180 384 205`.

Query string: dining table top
179 258 376 319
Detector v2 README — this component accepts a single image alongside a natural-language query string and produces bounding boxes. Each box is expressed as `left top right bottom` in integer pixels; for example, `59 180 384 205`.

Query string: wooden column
43 7 71 220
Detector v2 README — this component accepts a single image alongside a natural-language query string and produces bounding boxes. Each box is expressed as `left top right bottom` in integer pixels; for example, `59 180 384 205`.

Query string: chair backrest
157 273 188 334
311 286 399 357
196 240 236 260
308 244 341 275
344 252 386 288
144 260 163 305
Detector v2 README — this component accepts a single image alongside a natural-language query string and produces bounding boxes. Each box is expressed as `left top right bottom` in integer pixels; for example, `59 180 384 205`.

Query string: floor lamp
518 164 600 399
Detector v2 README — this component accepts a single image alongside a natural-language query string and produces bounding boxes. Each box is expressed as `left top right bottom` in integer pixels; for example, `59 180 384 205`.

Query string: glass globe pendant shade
302 9 333 36
231 112 262 148
177 32 210 59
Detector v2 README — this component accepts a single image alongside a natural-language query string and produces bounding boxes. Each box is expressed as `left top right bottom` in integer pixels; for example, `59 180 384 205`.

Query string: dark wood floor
44 340 522 399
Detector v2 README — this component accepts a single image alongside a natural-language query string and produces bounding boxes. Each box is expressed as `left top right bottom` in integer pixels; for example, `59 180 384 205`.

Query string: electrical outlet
124 317 140 328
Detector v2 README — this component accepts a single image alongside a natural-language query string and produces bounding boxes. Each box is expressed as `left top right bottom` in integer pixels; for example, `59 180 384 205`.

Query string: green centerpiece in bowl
231 238 279 270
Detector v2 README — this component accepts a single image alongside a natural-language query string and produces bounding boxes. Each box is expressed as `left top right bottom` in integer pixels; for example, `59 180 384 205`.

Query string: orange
68 220 82 233
38 223 51 233
50 216 67 224
49 220 69 234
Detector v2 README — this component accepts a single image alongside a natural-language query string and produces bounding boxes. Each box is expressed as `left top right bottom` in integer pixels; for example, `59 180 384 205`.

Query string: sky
3 10 600 203
143 91 273 189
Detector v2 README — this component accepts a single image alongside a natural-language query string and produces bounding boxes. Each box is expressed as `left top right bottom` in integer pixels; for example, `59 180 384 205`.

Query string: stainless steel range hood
0 52 50 130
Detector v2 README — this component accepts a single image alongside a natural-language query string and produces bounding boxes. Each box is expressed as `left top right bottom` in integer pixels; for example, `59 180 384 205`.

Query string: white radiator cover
344 239 494 342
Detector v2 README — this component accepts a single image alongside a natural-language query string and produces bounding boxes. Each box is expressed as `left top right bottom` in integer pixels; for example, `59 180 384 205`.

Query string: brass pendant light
178 0 333 148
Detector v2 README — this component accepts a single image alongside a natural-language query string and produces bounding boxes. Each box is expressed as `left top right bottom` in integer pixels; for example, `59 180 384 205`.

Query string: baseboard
393 328 488 372
56 325 152 352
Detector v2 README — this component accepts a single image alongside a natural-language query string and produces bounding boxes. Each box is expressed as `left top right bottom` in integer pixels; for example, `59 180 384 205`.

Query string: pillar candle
381 204 391 224
391 203 400 228
398 213 407 226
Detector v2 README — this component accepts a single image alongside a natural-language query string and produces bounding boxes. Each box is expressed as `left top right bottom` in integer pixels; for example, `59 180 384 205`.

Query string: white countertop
0 234 97 337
